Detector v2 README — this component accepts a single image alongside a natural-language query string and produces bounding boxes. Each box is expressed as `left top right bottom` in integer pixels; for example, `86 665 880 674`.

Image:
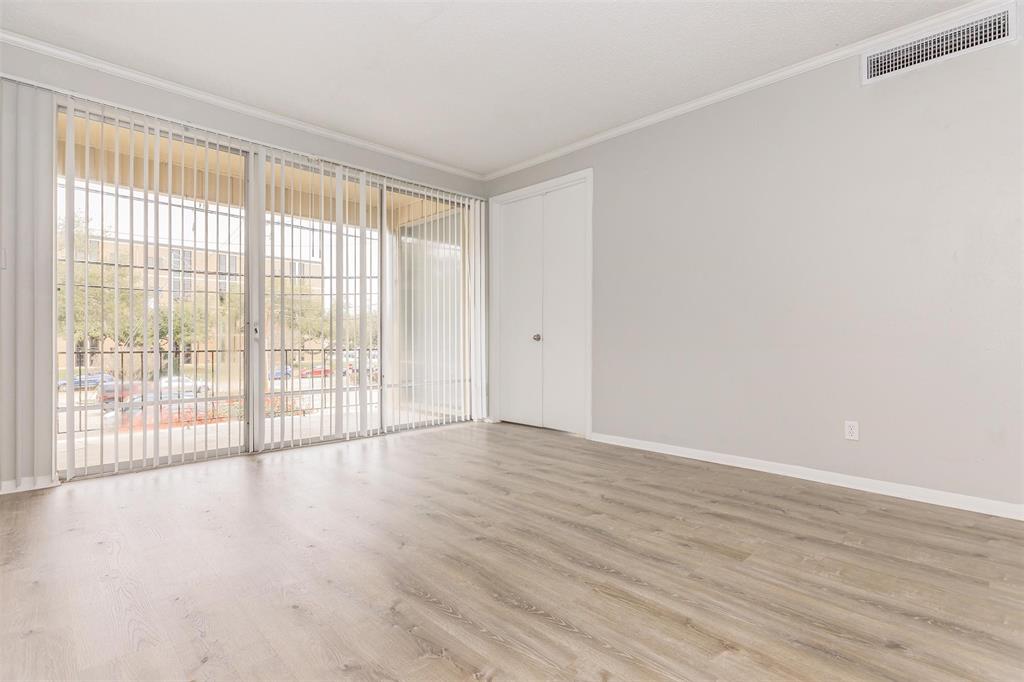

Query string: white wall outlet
844 420 859 441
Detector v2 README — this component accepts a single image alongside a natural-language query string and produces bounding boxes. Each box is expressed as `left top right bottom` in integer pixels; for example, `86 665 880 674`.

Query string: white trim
860 1 1017 84
0 30 484 182
589 432 1024 521
488 169 593 436
481 0 1018 181
489 169 594 205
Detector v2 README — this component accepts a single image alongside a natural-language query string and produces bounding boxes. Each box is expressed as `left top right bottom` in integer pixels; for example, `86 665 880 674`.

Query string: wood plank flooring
1 422 1022 681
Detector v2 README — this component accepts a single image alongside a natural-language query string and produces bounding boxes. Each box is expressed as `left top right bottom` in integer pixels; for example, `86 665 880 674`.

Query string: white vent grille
863 5 1015 82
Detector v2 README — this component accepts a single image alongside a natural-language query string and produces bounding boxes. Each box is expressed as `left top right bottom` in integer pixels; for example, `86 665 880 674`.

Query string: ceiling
1 1 969 178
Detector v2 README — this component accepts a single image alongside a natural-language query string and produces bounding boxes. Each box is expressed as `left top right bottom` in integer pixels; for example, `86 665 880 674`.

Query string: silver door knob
532 333 542 341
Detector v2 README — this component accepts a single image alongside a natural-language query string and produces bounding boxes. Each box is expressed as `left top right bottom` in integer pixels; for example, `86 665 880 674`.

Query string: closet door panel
497 195 544 426
541 183 588 433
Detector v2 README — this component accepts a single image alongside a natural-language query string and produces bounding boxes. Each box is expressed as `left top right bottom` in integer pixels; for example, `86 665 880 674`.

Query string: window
170 247 193 270
218 253 239 293
170 273 193 299
55 94 486 478
170 249 194 300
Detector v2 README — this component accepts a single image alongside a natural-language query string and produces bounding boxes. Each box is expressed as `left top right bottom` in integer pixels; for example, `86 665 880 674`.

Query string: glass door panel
262 158 383 447
56 107 248 476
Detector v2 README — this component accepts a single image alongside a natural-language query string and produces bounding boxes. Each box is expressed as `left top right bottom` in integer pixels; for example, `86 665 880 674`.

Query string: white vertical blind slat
98 105 107 472
357 172 368 436
334 169 344 441
0 81 56 493
62 97 77 478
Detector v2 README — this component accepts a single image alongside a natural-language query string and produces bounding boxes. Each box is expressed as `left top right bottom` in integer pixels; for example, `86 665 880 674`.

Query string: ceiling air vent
863 4 1016 83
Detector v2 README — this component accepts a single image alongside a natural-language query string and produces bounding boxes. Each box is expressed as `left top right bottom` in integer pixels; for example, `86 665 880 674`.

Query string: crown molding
2 0 1013 184
0 29 486 181
482 0 1016 181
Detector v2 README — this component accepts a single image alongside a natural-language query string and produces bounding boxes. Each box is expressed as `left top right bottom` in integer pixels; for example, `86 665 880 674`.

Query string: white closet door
541 182 588 433
497 195 544 427
494 173 590 434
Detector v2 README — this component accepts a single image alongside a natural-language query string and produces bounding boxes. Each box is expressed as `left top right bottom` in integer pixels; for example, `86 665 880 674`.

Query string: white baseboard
588 432 1024 521
0 474 59 496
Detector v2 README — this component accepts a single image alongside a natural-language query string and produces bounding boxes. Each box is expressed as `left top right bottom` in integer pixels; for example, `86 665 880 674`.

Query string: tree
263 275 379 355
57 215 215 377
57 213 380 379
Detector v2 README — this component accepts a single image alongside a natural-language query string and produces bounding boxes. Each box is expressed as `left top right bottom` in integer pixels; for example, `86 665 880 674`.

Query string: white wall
0 42 485 197
486 41 1023 505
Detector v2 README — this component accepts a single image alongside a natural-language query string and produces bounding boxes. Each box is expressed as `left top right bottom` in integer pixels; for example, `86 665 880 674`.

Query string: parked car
268 366 293 380
300 366 333 378
58 372 115 392
94 379 143 408
158 375 209 396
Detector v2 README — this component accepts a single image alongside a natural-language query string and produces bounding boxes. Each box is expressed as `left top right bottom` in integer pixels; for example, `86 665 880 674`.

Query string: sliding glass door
55 95 487 479
260 157 384 447
56 105 249 476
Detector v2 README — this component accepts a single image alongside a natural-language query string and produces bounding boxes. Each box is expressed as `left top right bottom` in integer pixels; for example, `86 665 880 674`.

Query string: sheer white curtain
0 80 56 493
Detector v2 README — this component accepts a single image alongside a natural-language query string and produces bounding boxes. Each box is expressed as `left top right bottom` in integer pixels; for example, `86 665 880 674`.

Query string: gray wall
0 43 485 197
487 43 1023 503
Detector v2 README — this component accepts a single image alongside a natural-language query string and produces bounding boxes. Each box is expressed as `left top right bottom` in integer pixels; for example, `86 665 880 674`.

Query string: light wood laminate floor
1 422 1022 681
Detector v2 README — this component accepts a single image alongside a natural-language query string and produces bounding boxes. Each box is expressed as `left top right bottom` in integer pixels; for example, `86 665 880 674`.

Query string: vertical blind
378 177 487 432
0 81 56 493
47 90 486 481
55 99 252 477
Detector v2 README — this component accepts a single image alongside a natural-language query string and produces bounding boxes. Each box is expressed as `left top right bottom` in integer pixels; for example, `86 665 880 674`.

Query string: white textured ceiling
1 1 968 177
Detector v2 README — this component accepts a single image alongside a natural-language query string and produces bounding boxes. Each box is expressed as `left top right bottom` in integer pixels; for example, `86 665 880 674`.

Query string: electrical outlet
844 420 859 441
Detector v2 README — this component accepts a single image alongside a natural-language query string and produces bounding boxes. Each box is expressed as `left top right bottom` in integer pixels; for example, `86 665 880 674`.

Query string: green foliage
57 217 242 352
57 215 377 363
